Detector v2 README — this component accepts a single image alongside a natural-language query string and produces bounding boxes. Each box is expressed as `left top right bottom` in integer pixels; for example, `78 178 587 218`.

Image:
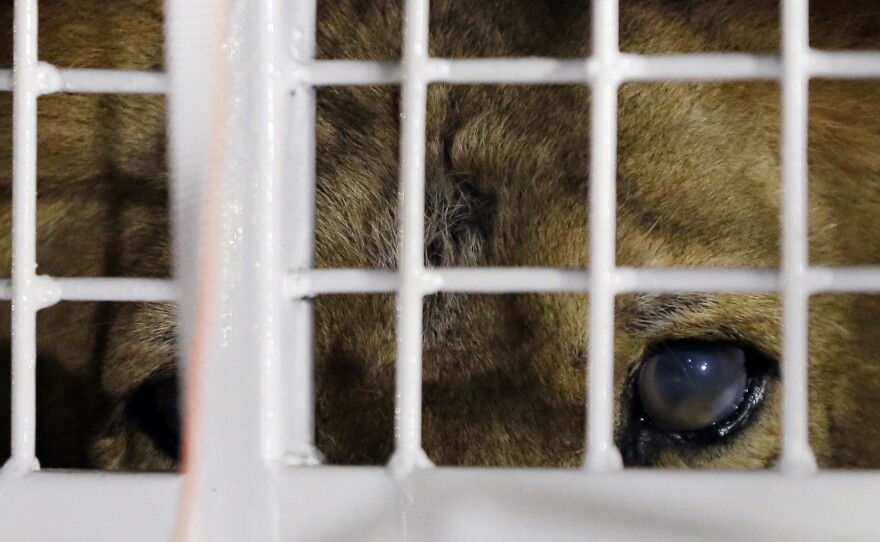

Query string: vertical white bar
170 0 277 538
388 0 433 475
585 0 623 472
778 0 817 473
5 0 40 472
282 0 322 466
256 0 285 464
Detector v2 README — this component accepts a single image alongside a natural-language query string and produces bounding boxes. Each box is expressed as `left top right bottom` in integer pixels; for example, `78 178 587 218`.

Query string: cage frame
1 0 880 539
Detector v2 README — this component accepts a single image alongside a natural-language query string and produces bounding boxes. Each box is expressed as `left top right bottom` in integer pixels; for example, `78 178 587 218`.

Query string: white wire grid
1 0 880 540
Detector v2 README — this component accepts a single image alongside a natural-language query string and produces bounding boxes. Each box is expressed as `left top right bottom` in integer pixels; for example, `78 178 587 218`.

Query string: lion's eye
619 338 773 466
637 341 748 431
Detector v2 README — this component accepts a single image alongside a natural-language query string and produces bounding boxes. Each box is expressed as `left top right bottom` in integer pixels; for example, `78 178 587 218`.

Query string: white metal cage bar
585 0 624 472
283 0 323 467
168 0 282 538
0 68 167 94
389 0 433 475
778 0 818 474
289 51 880 88
5 0 40 473
282 266 880 297
3 264 877 306
0 277 176 302
7 264 880 307
254 0 286 467
0 50 876 97
2 0 880 539
44 277 177 301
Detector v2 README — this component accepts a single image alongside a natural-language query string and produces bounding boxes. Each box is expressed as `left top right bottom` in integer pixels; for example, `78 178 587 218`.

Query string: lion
0 0 878 471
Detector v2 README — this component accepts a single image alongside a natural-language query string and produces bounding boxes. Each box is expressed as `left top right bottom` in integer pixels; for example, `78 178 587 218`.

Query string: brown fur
0 0 879 470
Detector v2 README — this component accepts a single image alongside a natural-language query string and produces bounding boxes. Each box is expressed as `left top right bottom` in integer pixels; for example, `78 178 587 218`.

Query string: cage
1 0 880 540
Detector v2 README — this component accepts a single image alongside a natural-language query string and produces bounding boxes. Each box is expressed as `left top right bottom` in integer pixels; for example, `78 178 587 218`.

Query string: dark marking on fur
424 179 498 268
125 373 180 461
422 141 499 343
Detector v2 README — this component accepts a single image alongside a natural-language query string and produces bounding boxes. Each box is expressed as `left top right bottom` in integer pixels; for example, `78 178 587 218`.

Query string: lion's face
2 0 879 471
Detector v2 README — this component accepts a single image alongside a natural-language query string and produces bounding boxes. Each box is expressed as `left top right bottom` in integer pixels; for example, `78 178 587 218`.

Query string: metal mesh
2 0 880 540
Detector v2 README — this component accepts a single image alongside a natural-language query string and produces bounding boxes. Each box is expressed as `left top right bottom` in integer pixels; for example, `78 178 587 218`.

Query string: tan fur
0 0 879 470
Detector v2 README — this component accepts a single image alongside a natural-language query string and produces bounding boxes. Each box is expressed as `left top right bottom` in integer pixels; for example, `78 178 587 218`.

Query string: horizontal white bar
620 53 780 81
810 50 880 79
292 50 880 88
808 266 880 293
622 266 880 295
8 267 871 306
0 471 178 542
283 267 880 297
275 468 880 542
2 51 874 96
622 50 880 82
284 268 591 296
1 267 872 304
3 469 880 541
56 69 167 94
616 268 780 293
284 269 398 296
296 59 591 87
54 277 177 301
436 267 590 292
431 58 592 84
302 60 401 86
0 68 167 94
0 277 176 302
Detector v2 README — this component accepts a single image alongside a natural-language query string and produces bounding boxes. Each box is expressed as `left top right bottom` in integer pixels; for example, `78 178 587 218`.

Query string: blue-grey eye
637 341 748 432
